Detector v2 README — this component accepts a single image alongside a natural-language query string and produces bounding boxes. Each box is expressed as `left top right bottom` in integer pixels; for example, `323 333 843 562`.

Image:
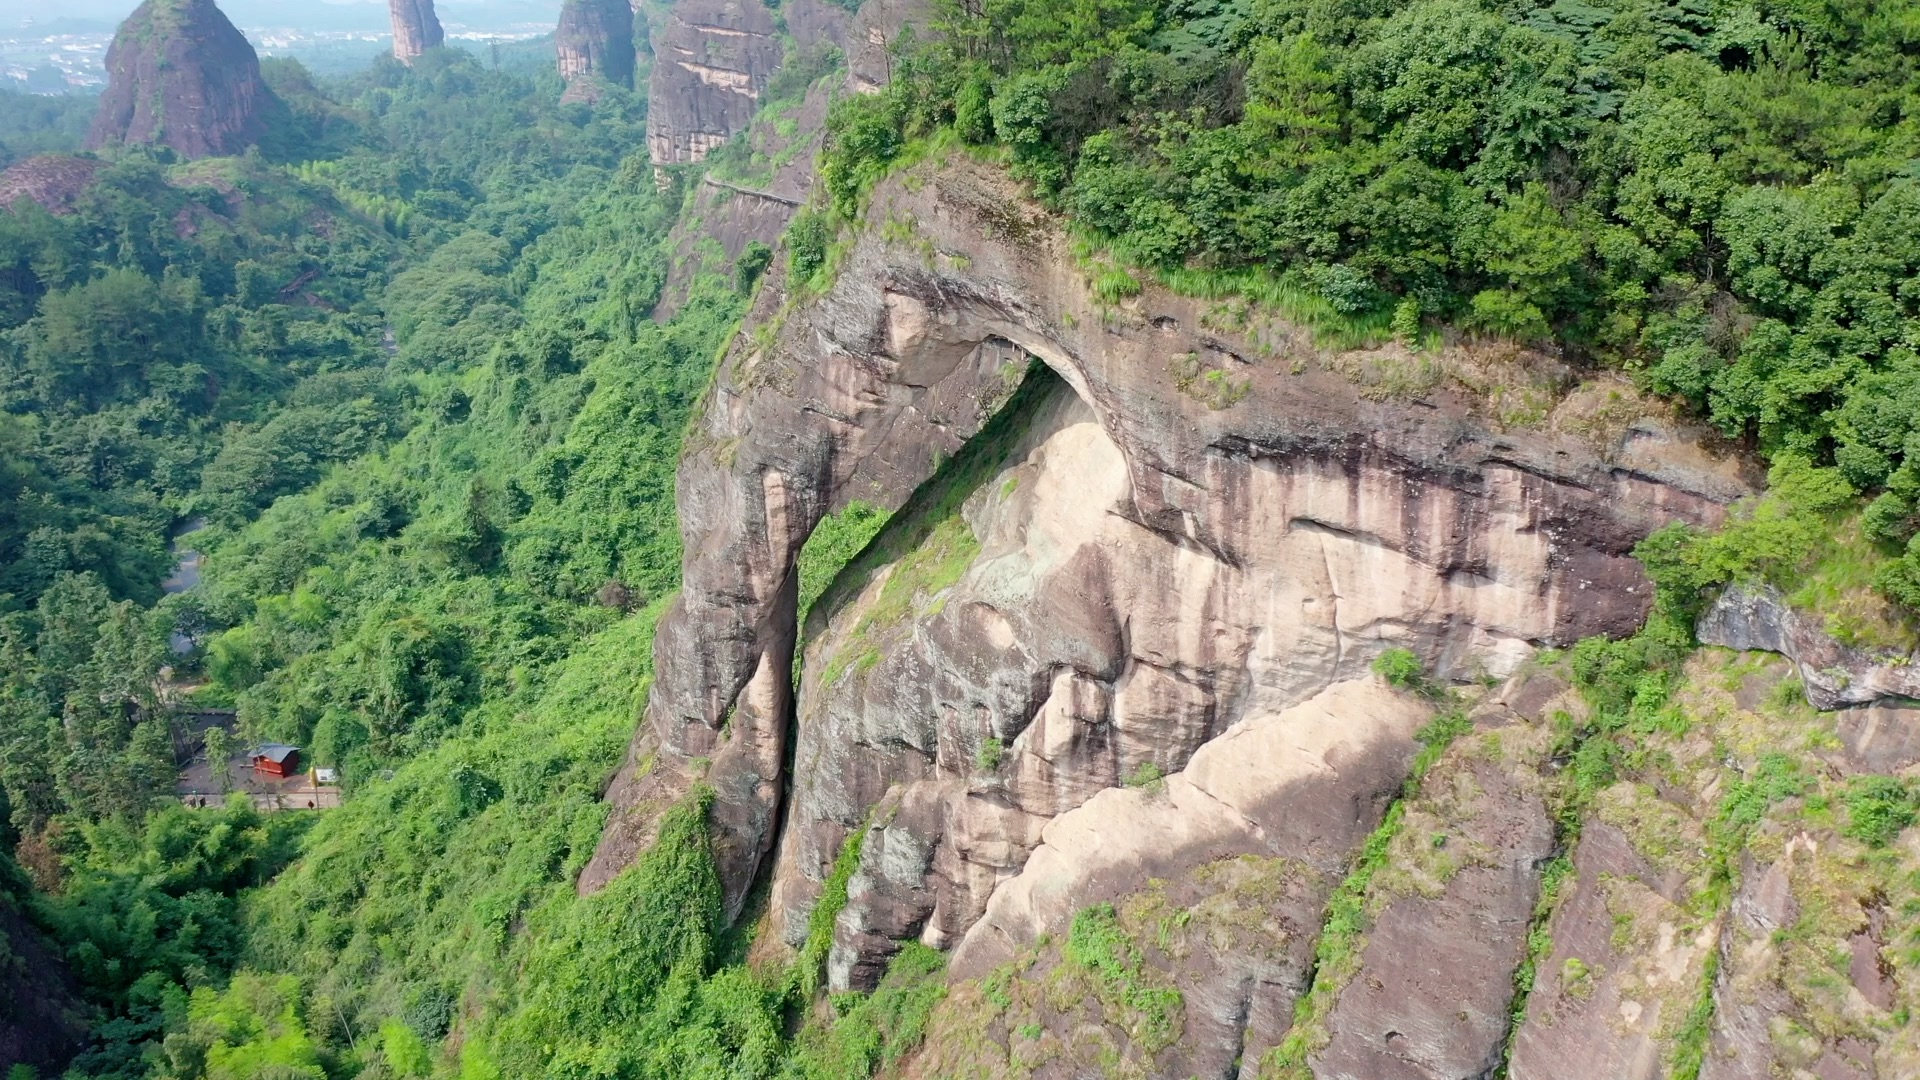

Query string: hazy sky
4 0 564 29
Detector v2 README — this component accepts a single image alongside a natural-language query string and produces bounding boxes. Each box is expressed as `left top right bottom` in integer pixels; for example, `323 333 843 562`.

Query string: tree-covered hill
5 1 1920 1078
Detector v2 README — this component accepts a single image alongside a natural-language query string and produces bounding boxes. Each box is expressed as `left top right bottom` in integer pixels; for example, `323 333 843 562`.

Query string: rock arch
580 160 1751 958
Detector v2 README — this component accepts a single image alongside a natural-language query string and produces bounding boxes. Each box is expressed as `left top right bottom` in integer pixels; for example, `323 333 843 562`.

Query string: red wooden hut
251 744 301 778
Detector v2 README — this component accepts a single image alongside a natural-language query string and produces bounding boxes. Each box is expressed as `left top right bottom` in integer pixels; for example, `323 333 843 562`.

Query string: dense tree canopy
818 0 1920 619
7 1 1920 1077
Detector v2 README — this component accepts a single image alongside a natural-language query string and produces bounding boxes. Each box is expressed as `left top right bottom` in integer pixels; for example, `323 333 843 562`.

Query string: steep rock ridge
582 153 1749 941
651 67 839 320
645 0 783 165
644 0 857 315
1508 814 1717 1079
899 678 1430 1079
1686 667 1920 1080
0 156 105 215
1697 582 1920 708
921 676 1436 1068
1309 724 1555 1080
900 652 1920 1078
900 679 1565 1078
557 0 637 101
85 0 277 161
1506 652 1920 1080
389 0 445 64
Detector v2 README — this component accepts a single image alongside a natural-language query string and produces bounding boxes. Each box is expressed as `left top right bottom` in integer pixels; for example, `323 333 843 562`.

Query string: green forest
3 0 1920 1077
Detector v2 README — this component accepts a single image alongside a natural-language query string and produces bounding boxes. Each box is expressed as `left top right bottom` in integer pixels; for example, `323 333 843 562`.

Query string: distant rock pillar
644 0 782 165
390 0 445 64
85 0 278 160
556 0 638 101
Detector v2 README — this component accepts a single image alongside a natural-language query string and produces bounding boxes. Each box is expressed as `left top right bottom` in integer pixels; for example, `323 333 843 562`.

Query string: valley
0 0 1917 1077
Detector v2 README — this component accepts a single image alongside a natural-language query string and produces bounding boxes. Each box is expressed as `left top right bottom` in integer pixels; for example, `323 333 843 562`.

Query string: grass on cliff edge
1262 654 1471 1077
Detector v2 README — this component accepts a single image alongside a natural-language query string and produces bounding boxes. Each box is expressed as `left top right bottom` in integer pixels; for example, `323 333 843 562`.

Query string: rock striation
389 0 444 65
85 0 277 161
583 153 1751 958
556 0 637 100
644 0 782 164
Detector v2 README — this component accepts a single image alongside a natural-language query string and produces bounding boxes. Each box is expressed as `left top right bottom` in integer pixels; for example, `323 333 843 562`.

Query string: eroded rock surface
1313 731 1555 1080
583 155 1750 962
953 679 1428 977
900 678 1426 1079
86 0 278 160
1701 839 1920 1080
1830 701 1920 774
389 0 444 64
645 0 854 313
0 155 104 215
645 0 782 164
1508 818 1716 1080
1697 583 1920 708
557 0 637 100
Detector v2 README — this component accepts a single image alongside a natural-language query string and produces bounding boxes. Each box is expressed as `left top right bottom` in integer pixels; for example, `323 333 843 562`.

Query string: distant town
3 16 556 91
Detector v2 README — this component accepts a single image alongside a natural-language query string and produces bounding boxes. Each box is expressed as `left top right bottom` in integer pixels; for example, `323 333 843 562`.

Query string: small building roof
252 743 301 764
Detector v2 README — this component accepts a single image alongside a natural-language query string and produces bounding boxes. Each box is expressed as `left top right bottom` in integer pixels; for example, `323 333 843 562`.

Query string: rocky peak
557 0 637 100
389 0 445 65
85 0 277 161
645 0 782 165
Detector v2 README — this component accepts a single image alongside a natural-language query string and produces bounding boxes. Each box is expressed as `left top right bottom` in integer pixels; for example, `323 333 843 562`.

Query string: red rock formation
645 0 782 164
390 0 445 65
85 0 277 161
581 158 1752 933
557 0 637 100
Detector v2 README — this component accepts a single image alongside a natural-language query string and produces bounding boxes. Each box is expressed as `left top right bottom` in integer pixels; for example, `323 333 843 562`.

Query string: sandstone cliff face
389 0 445 65
647 0 852 317
86 0 277 161
557 0 637 99
588 111 1920 1070
584 155 1749 939
644 0 783 165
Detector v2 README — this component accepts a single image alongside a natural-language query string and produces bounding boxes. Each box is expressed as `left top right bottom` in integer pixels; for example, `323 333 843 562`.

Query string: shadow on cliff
801 358 1063 644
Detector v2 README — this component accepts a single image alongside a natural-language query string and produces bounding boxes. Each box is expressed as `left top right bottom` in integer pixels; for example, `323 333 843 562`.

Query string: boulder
1697 582 1920 708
